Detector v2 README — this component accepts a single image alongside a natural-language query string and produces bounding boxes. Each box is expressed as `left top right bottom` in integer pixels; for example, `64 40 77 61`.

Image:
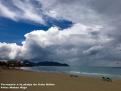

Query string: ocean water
21 66 121 79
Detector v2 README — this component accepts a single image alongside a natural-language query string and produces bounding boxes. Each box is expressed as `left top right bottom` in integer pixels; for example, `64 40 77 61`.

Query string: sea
21 66 121 79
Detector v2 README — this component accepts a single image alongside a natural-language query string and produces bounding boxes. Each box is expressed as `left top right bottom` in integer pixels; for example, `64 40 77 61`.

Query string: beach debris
70 74 79 78
101 77 112 82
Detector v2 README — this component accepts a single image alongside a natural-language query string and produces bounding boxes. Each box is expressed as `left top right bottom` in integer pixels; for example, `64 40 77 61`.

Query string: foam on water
21 66 121 79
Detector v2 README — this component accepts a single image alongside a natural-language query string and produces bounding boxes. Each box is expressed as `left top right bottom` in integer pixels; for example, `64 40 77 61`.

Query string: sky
0 0 121 67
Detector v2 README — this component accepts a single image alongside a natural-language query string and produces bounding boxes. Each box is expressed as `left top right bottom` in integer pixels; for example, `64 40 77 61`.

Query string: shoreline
20 67 121 80
1 68 121 91
0 69 121 91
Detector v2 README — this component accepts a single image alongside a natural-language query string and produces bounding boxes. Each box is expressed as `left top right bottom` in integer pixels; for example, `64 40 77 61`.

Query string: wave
21 67 121 79
69 71 109 76
69 71 121 79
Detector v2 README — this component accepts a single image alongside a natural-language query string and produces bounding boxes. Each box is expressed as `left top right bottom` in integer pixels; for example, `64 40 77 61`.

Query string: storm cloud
0 0 121 67
0 23 120 66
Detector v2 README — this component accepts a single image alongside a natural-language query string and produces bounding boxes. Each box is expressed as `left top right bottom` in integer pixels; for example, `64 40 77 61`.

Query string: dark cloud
1 23 120 66
0 0 121 67
90 0 121 17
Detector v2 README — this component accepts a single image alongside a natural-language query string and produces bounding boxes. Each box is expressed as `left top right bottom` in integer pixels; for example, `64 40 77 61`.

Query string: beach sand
0 69 121 91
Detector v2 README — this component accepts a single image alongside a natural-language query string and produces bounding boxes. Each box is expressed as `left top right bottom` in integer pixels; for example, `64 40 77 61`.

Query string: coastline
0 68 121 91
21 67 121 80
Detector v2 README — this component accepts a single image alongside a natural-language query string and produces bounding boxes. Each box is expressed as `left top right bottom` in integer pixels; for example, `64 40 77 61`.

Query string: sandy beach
0 69 121 91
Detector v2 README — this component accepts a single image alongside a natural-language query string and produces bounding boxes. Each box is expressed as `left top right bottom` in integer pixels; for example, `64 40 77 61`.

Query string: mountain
0 60 69 67
22 60 69 67
37 61 69 66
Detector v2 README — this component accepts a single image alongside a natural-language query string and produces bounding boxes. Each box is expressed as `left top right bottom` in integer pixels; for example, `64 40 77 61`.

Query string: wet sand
0 69 121 91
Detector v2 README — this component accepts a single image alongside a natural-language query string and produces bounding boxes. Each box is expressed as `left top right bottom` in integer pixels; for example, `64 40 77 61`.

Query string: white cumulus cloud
1 23 120 67
0 42 21 60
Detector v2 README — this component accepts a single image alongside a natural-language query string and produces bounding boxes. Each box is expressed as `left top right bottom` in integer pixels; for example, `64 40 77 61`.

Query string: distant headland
0 59 69 68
